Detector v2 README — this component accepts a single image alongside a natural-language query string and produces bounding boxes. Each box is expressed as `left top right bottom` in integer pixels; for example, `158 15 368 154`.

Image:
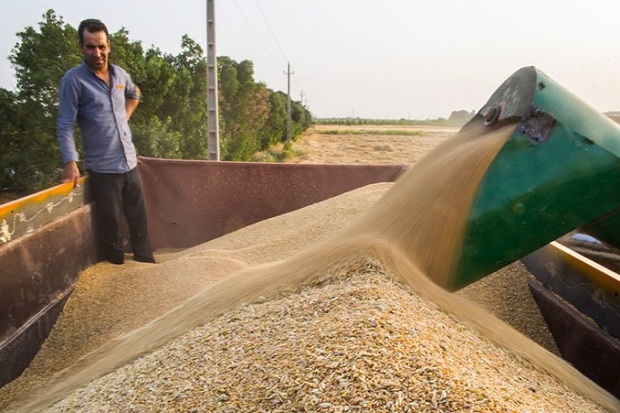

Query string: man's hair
78 19 109 45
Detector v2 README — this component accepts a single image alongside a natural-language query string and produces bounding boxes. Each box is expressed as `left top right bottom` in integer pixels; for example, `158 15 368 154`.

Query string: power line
230 0 277 63
230 0 308 109
250 2 306 99
253 0 288 63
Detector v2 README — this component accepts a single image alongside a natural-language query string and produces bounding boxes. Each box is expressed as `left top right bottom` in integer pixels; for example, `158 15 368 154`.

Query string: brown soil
283 124 455 165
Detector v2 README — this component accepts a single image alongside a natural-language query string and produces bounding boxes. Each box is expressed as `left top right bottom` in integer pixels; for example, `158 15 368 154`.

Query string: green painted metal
448 67 620 290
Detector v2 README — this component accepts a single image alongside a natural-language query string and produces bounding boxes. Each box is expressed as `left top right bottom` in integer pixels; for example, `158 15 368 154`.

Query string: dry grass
284 124 453 165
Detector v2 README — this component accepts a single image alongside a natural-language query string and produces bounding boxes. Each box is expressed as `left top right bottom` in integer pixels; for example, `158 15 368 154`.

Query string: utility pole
284 62 294 143
206 0 220 160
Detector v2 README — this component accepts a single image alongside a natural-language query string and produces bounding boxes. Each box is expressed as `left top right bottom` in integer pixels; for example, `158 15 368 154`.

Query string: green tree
259 91 287 149
2 10 80 191
130 47 179 157
168 35 208 159
130 37 208 160
447 109 475 126
131 116 182 158
0 10 313 194
108 27 147 82
0 88 24 190
291 100 312 138
218 57 271 160
10 10 80 117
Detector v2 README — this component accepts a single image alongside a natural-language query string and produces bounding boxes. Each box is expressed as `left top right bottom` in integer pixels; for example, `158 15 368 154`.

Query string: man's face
80 30 110 72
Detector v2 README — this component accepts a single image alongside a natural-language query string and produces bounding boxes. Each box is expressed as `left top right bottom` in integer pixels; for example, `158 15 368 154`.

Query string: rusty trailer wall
138 157 408 250
0 206 99 387
0 158 408 387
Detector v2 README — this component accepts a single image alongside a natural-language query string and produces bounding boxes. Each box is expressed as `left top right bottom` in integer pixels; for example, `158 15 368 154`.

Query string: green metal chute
448 66 620 290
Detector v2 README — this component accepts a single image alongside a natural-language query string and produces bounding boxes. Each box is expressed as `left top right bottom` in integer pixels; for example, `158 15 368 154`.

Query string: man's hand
62 161 80 188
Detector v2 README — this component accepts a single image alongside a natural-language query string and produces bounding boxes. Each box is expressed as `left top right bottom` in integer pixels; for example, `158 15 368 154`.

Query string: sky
2 0 620 119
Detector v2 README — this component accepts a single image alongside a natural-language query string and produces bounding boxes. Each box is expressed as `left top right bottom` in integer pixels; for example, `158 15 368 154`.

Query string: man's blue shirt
57 61 140 173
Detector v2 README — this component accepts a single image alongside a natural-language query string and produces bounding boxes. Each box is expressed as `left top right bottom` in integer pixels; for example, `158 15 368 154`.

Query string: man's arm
125 86 140 121
57 73 80 187
126 97 139 121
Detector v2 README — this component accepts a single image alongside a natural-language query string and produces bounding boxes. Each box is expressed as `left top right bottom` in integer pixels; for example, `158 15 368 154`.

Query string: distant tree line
317 110 476 127
447 110 476 124
0 10 312 194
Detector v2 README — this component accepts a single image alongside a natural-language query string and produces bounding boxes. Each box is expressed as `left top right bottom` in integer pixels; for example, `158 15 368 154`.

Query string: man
57 18 155 265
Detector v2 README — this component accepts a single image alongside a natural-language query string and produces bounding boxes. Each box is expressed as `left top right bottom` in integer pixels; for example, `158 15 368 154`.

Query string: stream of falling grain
5 123 619 412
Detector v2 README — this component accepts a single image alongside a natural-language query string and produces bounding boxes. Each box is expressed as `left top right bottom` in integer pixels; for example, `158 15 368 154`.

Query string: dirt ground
282 124 457 165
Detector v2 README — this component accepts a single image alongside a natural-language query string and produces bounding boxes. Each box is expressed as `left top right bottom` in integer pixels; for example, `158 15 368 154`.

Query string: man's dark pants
87 167 155 264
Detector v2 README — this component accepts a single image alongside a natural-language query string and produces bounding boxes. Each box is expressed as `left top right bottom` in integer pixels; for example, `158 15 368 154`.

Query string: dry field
282 124 456 165
1 123 618 413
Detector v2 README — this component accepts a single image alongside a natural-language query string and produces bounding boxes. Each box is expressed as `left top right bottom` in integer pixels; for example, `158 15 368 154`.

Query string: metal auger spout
448 66 620 290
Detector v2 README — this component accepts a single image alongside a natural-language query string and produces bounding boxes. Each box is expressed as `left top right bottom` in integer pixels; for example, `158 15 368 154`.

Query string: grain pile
1 124 618 412
43 262 607 413
0 183 392 410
